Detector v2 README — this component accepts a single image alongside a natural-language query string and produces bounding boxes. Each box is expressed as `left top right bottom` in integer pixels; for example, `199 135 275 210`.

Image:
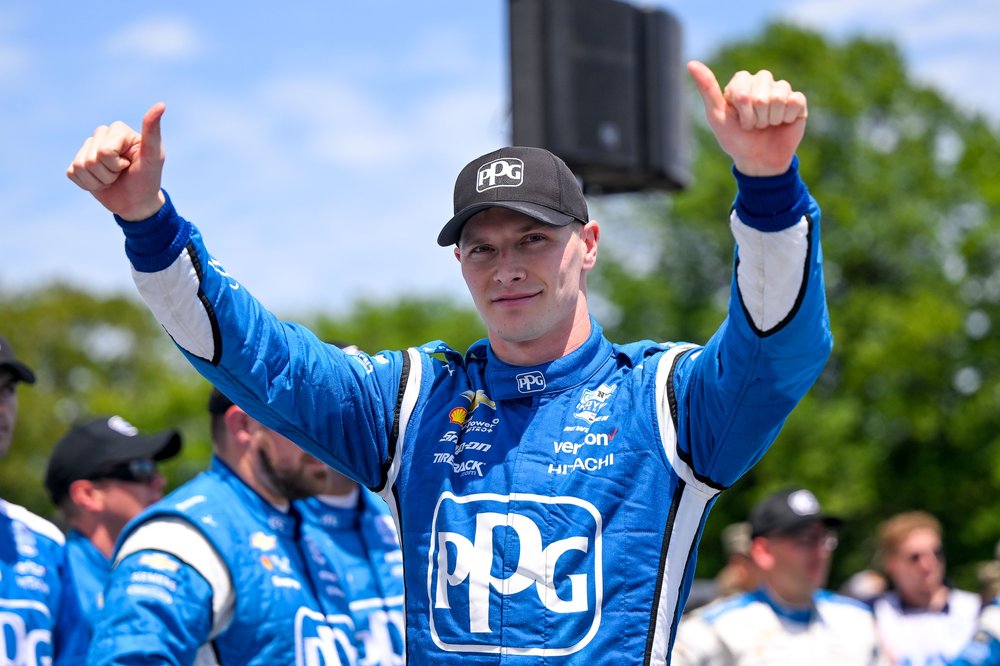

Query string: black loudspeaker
509 0 689 193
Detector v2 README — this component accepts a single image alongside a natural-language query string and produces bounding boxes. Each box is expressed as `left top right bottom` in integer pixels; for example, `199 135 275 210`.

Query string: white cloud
104 16 203 61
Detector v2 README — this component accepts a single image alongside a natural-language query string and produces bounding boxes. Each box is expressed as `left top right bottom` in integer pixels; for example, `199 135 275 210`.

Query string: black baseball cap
749 487 843 538
207 387 235 415
45 415 182 504
437 146 589 246
0 334 36 384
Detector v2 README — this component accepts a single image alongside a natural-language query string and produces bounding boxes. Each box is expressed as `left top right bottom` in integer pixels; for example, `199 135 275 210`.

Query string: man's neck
72 522 116 559
902 585 949 611
763 582 815 610
490 310 592 366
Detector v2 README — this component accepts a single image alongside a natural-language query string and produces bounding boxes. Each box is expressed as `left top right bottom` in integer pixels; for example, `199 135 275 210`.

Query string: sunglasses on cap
86 458 159 484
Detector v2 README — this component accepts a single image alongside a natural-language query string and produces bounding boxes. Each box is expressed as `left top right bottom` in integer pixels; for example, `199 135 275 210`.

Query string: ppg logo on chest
294 607 357 666
477 158 523 192
515 371 545 394
428 491 603 656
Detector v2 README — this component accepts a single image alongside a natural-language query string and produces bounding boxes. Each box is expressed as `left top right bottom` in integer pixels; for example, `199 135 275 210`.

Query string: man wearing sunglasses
874 511 980 665
672 487 882 664
44 414 182 630
1 334 89 664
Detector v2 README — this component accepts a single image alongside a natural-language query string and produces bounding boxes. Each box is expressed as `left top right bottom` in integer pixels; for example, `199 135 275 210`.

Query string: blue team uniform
88 457 359 665
299 490 406 665
951 598 1000 666
0 498 89 665
65 528 110 630
113 159 831 663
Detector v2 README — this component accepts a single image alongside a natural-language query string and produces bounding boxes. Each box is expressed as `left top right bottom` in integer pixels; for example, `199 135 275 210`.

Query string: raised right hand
66 102 167 221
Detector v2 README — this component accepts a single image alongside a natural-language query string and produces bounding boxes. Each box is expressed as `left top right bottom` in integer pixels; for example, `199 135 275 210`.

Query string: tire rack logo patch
477 158 523 191
437 390 498 478
428 492 603 656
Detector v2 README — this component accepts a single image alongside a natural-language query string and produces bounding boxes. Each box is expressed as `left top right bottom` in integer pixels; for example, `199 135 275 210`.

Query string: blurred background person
874 511 980 665
44 414 181 629
672 487 881 665
715 521 762 599
840 569 889 608
0 333 89 663
87 387 358 665
299 457 406 665
293 341 405 663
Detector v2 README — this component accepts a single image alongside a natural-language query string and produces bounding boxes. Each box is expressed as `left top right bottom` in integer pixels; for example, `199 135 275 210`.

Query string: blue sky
2 0 998 317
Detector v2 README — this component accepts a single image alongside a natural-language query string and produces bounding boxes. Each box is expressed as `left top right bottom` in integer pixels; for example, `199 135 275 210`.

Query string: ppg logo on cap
477 158 523 192
787 489 820 516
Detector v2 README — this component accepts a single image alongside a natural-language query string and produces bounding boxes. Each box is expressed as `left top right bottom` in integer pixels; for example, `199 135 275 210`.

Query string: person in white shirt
873 511 980 665
672 487 882 665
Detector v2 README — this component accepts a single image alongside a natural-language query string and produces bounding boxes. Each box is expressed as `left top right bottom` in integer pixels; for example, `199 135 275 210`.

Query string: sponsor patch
428 491 602 656
137 552 181 573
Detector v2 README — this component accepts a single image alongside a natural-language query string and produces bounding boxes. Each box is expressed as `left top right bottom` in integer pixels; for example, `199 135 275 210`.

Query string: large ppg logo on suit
428 492 603 656
295 608 358 666
0 602 52 666
477 158 523 191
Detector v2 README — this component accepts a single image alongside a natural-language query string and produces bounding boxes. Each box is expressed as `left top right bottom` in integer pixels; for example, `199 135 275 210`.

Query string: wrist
733 156 810 232
117 191 167 222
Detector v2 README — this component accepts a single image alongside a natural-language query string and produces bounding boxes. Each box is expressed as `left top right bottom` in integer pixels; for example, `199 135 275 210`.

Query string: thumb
687 60 725 117
138 102 166 161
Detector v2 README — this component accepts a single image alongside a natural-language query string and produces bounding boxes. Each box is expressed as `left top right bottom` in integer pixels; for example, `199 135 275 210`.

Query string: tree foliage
0 283 211 521
592 22 1000 587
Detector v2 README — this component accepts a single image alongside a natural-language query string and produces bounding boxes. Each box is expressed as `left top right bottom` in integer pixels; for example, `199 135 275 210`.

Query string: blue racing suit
299 489 406 665
0 498 89 665
951 598 1000 666
113 158 831 664
88 457 359 665
65 528 110 631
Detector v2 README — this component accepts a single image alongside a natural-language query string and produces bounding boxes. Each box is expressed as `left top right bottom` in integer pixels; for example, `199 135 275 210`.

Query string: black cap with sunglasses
749 487 843 539
44 415 182 505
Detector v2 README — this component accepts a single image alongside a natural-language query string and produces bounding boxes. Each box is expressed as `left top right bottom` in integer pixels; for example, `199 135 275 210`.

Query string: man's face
885 527 945 605
758 522 837 604
251 422 332 501
455 208 597 359
0 369 19 459
90 461 168 535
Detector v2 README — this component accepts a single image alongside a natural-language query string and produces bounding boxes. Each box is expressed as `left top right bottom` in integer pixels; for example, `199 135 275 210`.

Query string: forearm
116 194 394 485
676 160 832 486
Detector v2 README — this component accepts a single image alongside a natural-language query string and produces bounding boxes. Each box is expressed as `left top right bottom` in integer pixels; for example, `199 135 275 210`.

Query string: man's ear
67 479 103 512
749 536 776 572
581 220 600 270
223 406 255 449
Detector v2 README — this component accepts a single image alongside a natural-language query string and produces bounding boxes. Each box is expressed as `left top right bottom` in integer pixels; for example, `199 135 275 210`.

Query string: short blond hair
877 511 942 564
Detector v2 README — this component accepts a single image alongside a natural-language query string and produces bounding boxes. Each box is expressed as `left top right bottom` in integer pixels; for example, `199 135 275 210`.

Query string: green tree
591 23 1000 588
0 283 211 520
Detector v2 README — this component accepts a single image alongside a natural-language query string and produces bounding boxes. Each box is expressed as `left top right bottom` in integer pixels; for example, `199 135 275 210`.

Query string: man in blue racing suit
299 467 406 665
67 60 832 664
1 334 89 665
87 390 360 664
